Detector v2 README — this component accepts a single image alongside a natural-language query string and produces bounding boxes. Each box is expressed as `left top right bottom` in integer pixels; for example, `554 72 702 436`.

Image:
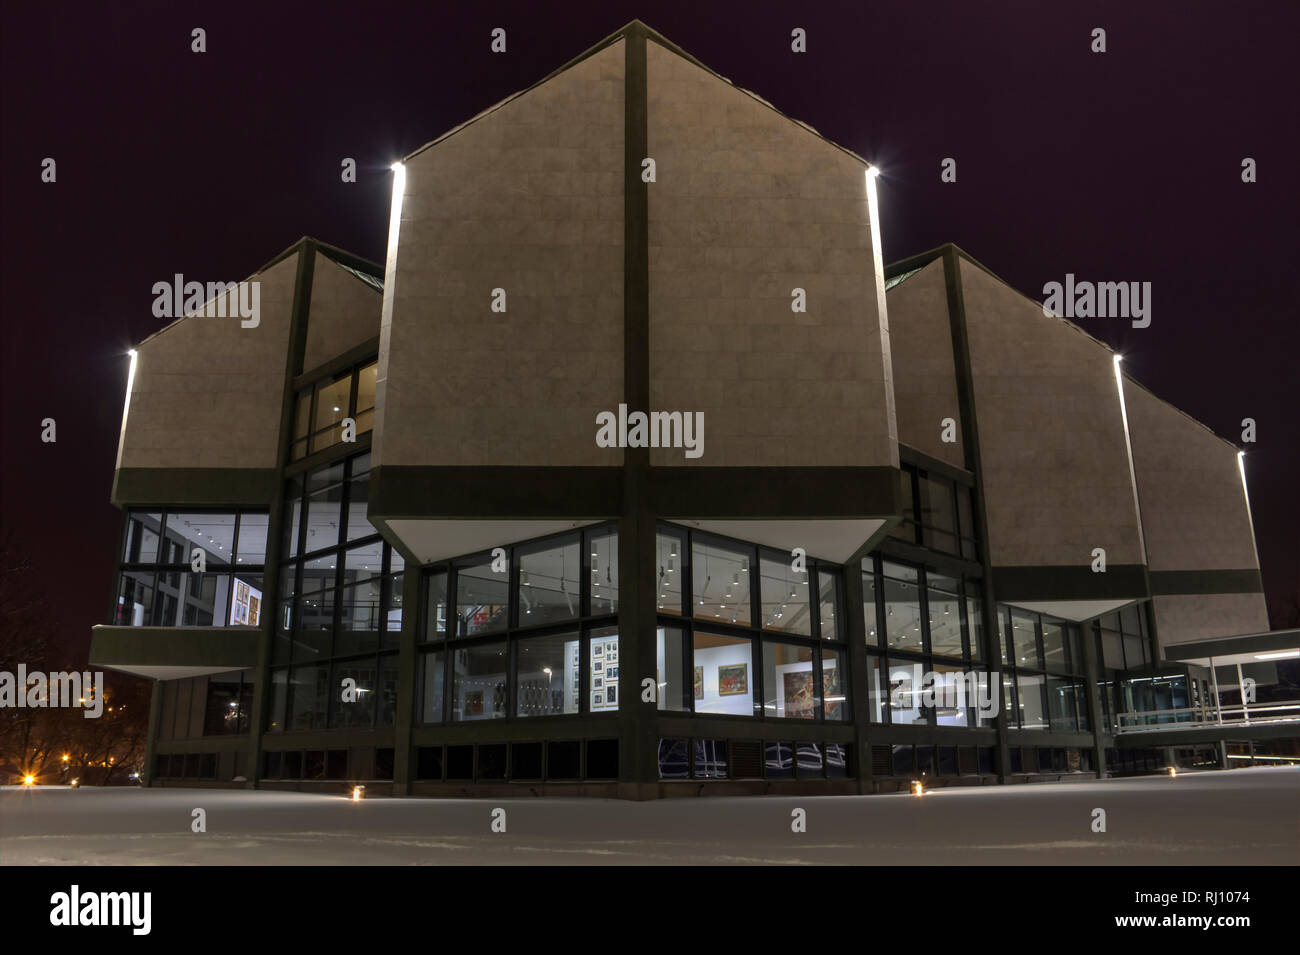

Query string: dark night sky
2 1 1297 664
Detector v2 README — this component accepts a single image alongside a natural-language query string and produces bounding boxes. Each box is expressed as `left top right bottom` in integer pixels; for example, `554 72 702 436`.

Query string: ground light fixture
911 780 925 796
352 785 365 801
1168 767 1178 778
23 775 35 786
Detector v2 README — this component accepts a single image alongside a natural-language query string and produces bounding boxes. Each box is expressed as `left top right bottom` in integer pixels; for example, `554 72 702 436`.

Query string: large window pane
340 541 384 587
377 655 399 727
822 646 849 721
889 467 917 542
918 473 958 554
515 632 580 717
762 641 816 719
311 373 351 452
887 659 926 725
867 654 886 722
1016 672 1048 729
335 579 382 656
655 531 685 615
966 585 985 661
693 631 754 716
760 554 812 635
590 628 618 711
304 483 344 554
932 663 971 727
235 513 268 565
419 651 445 723
356 361 378 414
288 664 328 730
693 539 752 626
656 626 687 712
114 570 154 625
456 558 509 635
518 538 580 627
818 570 840 640
330 658 375 728
1010 609 1040 669
1100 627 1125 670
164 513 235 568
927 573 964 658
383 573 403 648
424 572 448 641
451 642 507 720
345 464 375 542
882 562 923 652
862 560 879 645
267 668 287 732
123 512 162 563
1047 675 1078 731
588 526 619 616
1042 618 1067 671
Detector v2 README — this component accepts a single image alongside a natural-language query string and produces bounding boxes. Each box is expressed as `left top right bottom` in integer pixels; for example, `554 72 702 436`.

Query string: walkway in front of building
2 766 1294 865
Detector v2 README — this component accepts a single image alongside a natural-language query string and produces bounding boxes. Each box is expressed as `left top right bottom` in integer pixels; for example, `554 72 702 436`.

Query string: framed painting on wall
718 663 748 696
782 670 815 718
694 665 703 699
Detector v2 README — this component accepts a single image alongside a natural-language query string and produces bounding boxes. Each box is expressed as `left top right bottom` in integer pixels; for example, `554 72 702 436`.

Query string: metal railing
1114 701 1300 733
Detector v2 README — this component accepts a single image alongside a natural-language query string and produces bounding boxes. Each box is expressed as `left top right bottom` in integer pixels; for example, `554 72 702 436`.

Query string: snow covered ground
1 767 1295 865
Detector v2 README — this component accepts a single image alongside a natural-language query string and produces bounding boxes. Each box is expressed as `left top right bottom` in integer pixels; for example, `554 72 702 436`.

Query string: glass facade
865 554 990 729
266 450 402 733
114 509 268 627
290 359 379 461
416 525 620 724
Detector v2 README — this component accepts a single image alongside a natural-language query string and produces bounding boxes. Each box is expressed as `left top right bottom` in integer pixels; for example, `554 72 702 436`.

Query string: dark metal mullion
748 543 761 718
682 529 695 714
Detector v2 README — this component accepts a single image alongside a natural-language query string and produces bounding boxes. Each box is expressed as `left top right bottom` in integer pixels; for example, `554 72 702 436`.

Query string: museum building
89 22 1286 798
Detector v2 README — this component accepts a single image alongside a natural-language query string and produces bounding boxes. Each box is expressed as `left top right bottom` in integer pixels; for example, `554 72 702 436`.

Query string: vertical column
1079 617 1108 777
938 247 1009 782
142 679 162 786
841 560 874 793
247 241 317 787
618 24 656 799
391 563 421 794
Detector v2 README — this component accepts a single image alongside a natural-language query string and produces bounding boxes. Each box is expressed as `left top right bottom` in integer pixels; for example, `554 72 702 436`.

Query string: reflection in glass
456 559 509 636
515 632 580 717
927 573 963 658
518 538 580 627
656 531 684 615
693 540 752 626
760 555 811 635
452 642 507 720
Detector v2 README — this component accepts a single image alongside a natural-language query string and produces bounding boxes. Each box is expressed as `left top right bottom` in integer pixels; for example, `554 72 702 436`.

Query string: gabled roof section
133 237 381 351
402 20 876 171
886 242 1244 456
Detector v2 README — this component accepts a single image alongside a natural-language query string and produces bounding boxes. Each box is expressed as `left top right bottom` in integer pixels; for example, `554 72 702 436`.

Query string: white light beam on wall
373 161 407 461
114 348 139 471
1237 450 1262 571
865 165 898 468
1113 354 1148 563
